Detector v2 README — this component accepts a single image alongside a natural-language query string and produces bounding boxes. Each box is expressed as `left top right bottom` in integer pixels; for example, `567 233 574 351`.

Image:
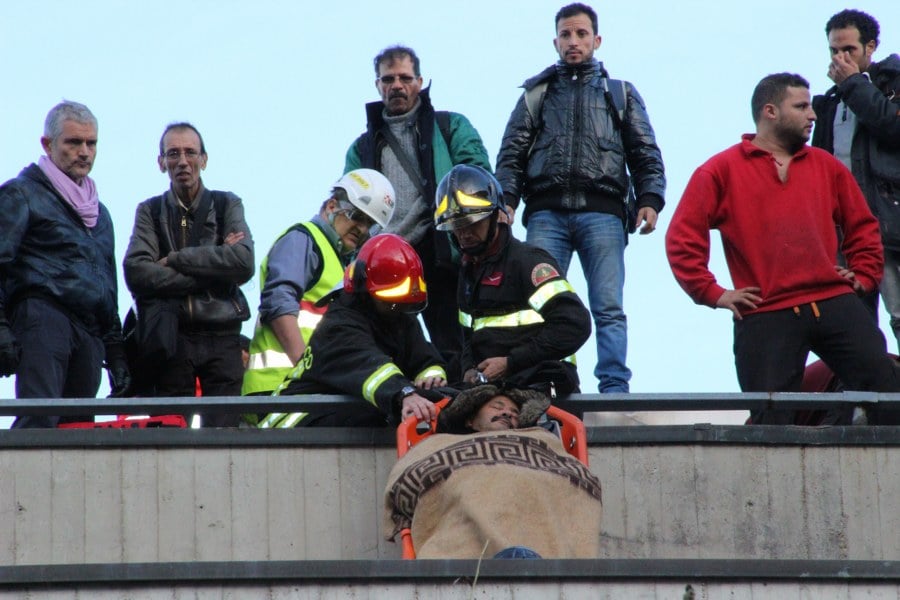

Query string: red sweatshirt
666 135 882 314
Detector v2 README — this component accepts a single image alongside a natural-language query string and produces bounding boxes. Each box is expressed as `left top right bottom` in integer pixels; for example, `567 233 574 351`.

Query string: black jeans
736 294 900 424
154 330 244 427
11 297 104 428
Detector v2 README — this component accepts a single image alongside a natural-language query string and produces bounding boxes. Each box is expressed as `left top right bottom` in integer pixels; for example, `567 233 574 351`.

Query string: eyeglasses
338 207 376 228
163 149 202 161
378 74 417 85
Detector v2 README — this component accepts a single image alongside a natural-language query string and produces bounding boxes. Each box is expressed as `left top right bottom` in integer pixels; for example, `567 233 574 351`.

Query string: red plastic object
58 414 188 429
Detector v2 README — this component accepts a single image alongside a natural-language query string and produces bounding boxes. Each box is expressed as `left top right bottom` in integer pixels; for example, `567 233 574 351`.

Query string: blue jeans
527 210 630 392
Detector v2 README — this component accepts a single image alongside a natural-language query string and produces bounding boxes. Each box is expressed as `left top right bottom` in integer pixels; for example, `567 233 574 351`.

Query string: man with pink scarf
0 101 130 428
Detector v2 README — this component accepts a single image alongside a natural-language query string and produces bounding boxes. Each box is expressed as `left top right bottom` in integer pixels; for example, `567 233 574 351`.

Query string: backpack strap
434 111 453 150
211 191 228 243
147 195 171 257
523 81 549 158
524 81 549 121
601 78 627 127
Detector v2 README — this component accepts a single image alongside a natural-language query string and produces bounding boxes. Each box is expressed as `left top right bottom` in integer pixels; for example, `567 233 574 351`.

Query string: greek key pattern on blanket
389 434 602 530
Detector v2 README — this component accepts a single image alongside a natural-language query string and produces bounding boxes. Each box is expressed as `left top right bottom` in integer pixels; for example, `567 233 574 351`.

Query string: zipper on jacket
568 72 583 200
179 208 194 321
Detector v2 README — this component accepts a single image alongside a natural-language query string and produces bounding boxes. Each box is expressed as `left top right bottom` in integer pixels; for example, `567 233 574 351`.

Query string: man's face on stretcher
465 396 521 432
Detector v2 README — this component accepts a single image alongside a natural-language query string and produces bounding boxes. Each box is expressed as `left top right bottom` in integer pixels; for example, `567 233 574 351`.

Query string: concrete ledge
5 424 900 449
3 559 900 585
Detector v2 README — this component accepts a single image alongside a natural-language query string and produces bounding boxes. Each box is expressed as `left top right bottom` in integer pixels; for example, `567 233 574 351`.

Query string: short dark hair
158 122 206 156
826 9 880 47
373 45 420 77
750 73 810 123
555 3 598 35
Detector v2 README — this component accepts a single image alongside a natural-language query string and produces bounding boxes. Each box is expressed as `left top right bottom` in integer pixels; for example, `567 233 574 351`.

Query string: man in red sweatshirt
666 72 900 424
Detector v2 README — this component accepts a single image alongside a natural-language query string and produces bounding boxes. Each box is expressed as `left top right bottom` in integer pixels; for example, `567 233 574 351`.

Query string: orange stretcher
394 397 588 559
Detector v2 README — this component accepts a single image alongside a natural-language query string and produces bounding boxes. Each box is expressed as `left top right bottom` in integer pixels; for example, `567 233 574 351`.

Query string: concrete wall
2 435 899 565
3 581 900 599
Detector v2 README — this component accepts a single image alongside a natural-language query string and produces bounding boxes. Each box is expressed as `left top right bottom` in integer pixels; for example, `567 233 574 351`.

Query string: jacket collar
523 59 606 90
555 58 604 81
740 133 811 161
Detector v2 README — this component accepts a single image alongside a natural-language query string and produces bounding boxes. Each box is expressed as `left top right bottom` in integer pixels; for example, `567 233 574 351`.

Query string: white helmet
333 169 396 228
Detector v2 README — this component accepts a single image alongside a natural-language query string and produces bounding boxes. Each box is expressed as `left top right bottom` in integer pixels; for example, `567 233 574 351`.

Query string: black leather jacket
495 59 665 226
0 164 122 342
812 54 900 248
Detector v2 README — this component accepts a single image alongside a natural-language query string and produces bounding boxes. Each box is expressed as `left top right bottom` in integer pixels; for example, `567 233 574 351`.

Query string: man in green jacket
345 45 491 382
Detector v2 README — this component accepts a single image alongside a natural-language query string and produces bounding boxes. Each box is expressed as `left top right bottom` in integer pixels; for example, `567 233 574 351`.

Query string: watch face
402 386 416 397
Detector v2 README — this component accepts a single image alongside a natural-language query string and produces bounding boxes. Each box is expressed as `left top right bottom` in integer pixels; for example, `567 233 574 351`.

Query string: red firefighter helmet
343 233 427 313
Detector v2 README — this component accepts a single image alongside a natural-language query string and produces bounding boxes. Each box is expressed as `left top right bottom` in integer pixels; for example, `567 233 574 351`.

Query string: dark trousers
737 294 900 424
155 331 244 427
414 230 463 381
11 297 104 429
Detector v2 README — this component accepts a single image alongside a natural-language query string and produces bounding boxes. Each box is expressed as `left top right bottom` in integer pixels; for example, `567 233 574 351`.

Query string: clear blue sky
1 0 897 427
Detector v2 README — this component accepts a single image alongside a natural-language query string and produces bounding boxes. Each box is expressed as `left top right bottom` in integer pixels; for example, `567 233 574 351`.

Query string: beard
774 120 810 154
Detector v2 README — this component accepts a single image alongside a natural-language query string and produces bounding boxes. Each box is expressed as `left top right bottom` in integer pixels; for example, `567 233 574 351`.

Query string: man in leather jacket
123 122 254 426
0 101 130 428
495 3 665 394
811 9 900 350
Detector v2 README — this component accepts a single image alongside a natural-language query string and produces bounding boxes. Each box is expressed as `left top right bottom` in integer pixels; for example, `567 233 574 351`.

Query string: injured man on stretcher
383 384 603 559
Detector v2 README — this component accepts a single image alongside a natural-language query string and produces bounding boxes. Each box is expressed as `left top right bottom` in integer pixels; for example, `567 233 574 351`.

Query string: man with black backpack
345 45 492 382
495 3 666 394
123 122 254 426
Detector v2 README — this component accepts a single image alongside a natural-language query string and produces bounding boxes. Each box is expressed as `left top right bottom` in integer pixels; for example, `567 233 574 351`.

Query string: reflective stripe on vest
415 365 448 381
458 278 577 365
258 411 308 428
242 222 344 395
257 347 314 428
458 278 575 330
363 363 403 404
528 279 575 311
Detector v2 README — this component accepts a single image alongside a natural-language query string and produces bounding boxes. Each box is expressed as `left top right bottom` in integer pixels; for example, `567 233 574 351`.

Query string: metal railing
2 391 900 419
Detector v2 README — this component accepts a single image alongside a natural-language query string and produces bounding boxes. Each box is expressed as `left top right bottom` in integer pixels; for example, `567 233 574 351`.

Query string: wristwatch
400 385 417 398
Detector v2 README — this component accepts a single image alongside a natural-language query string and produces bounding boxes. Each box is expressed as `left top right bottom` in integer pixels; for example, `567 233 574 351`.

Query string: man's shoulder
522 64 558 90
138 191 168 207
803 145 851 171
689 142 745 179
2 164 42 192
207 189 241 203
507 236 564 279
875 54 900 75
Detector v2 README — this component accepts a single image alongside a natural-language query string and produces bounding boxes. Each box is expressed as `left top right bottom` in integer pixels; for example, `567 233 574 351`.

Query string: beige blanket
384 427 602 558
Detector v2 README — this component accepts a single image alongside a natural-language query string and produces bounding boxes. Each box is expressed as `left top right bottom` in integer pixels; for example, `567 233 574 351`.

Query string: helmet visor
436 210 493 232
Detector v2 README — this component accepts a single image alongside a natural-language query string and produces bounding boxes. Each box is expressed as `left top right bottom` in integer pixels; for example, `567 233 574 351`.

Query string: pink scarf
38 155 100 228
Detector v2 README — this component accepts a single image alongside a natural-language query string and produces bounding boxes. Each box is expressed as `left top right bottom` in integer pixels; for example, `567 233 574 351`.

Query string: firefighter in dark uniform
434 165 591 397
260 233 447 428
